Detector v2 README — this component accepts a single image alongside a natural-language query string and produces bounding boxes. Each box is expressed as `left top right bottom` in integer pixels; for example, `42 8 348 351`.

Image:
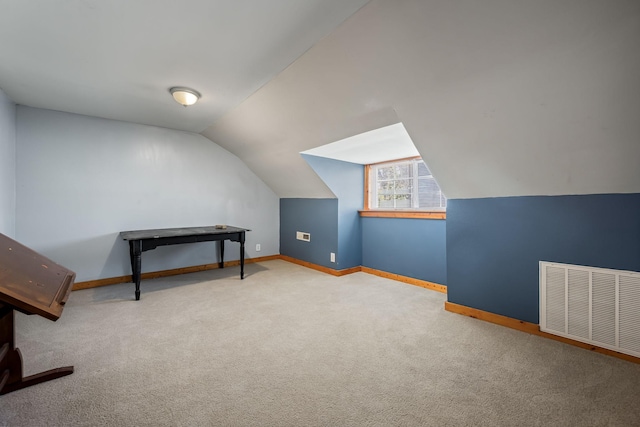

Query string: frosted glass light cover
170 87 200 106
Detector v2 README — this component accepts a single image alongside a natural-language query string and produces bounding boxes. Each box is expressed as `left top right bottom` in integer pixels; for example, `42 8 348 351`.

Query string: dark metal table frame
120 226 249 300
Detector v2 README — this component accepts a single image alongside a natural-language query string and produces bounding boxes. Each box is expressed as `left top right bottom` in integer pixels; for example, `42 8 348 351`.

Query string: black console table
120 226 249 300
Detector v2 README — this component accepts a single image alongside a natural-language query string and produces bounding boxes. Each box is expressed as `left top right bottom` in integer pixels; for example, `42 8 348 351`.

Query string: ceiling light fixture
170 87 201 107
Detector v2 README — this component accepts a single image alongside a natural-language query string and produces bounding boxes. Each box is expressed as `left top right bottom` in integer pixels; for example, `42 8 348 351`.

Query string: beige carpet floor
1 259 640 426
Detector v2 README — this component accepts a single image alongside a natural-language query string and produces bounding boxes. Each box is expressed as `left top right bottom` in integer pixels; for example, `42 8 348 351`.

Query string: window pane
395 194 412 208
418 177 438 193
378 194 394 208
394 164 411 179
418 177 446 208
417 161 431 176
369 158 446 211
378 181 393 194
394 179 412 192
377 166 394 180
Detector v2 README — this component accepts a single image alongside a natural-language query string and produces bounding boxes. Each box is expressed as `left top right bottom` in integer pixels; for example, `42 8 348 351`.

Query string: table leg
219 240 225 269
129 240 142 301
240 232 245 279
128 240 134 271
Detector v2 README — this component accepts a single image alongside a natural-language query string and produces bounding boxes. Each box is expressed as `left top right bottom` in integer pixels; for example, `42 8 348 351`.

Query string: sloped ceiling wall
203 0 640 199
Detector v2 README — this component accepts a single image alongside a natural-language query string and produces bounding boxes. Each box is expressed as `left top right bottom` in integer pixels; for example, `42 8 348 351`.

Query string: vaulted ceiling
203 0 640 199
2 0 639 200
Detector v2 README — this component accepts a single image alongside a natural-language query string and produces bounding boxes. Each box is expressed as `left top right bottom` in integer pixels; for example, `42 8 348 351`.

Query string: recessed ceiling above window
300 123 419 165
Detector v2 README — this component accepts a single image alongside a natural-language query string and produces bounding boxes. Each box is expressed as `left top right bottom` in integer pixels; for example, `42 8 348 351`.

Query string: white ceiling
0 0 370 132
301 123 419 165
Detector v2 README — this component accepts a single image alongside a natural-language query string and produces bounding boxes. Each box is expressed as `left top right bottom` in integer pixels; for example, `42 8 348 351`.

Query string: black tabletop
120 226 249 241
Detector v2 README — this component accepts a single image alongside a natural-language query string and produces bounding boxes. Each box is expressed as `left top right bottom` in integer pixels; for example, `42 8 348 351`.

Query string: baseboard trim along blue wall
280 198 338 268
362 217 446 285
292 155 446 281
446 193 640 324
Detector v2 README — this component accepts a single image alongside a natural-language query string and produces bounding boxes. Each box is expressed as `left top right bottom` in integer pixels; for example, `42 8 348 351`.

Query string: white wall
16 107 279 282
0 88 16 237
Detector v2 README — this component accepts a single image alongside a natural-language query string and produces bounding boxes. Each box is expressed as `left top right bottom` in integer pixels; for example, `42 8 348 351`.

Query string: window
364 157 446 217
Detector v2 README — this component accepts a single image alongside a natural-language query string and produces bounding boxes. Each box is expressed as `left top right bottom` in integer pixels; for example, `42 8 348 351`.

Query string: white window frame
366 157 446 212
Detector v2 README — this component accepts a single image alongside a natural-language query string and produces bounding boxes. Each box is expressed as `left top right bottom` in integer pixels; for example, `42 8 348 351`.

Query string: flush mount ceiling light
170 87 201 107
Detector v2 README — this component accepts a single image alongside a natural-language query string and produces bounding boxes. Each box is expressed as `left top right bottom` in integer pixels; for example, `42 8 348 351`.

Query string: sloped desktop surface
0 233 75 321
0 233 76 395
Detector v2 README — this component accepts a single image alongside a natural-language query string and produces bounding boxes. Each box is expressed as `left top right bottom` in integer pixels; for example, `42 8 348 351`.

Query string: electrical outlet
256 244 261 252
330 252 335 263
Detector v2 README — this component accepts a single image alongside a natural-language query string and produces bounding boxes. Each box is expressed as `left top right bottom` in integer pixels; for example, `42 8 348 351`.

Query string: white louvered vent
540 262 640 358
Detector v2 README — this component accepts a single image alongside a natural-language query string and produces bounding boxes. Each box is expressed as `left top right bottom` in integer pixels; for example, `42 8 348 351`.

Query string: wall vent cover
540 261 640 358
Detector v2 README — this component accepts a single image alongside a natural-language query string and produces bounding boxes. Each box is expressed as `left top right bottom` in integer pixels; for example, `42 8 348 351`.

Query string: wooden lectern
0 233 75 395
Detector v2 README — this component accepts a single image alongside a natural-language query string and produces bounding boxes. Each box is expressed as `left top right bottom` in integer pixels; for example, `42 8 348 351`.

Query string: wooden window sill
358 210 446 219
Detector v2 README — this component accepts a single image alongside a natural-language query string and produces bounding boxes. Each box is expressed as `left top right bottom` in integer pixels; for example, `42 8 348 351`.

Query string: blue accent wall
362 217 447 285
302 155 363 269
280 198 338 268
447 194 640 324
289 154 447 282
